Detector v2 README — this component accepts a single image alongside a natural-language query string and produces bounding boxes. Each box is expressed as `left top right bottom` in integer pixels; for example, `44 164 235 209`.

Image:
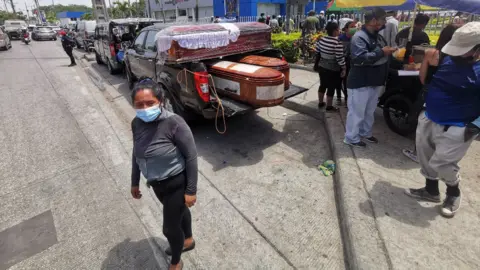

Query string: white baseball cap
320 11 325 14
442 22 480 56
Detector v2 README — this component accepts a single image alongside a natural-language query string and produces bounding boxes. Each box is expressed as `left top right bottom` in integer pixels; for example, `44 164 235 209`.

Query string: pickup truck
4 20 27 40
123 22 309 120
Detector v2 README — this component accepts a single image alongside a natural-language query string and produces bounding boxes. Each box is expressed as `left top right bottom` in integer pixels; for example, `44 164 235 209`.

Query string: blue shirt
425 56 480 126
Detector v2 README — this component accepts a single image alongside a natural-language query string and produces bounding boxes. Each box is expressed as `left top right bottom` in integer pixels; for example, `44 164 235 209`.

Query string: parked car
4 20 27 39
74 20 96 50
52 26 61 35
94 18 161 75
124 23 309 120
32 26 57 41
0 27 12 50
28 25 36 32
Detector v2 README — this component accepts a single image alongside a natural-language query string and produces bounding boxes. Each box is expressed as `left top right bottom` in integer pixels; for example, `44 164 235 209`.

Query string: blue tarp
56 11 86 19
416 0 480 15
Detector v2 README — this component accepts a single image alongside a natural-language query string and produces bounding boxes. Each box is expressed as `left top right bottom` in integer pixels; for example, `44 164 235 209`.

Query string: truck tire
383 94 416 137
163 87 198 122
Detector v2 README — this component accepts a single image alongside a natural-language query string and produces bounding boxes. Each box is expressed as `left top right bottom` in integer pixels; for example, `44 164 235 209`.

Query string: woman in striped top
315 21 347 112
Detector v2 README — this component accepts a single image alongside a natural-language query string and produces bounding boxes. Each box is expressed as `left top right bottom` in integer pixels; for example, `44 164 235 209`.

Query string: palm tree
114 1 131 18
131 0 146 17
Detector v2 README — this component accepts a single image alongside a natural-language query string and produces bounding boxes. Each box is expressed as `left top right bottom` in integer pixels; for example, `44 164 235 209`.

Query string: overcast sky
10 0 96 15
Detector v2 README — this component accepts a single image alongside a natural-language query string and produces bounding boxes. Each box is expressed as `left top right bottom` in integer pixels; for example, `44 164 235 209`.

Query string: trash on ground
318 160 336 176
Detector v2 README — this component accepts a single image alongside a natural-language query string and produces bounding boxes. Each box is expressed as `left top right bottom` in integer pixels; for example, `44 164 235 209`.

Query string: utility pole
194 0 198 22
9 0 16 14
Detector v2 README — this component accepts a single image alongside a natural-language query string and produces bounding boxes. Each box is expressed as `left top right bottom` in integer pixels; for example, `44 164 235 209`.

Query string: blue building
56 11 87 21
213 0 328 17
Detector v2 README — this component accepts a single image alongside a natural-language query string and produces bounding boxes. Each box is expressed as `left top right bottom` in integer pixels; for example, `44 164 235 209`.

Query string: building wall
149 0 214 19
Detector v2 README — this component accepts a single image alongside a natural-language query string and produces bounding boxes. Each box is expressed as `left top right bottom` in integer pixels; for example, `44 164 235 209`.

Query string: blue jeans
344 86 382 143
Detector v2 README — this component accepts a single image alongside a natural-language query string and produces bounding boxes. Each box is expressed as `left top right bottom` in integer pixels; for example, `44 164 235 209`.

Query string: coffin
238 55 290 90
156 23 272 64
207 61 285 107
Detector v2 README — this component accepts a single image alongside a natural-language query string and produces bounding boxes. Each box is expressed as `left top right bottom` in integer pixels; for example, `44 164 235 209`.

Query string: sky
7 0 95 15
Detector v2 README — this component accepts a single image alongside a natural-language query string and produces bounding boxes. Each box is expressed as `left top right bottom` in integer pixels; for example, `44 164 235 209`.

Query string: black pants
65 47 75 65
318 67 342 98
151 173 192 265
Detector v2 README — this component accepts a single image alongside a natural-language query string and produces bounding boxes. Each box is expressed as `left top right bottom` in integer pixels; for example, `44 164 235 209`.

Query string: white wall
257 3 280 16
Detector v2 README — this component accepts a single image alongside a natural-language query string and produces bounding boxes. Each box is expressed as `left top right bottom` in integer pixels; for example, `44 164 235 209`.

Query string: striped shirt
315 36 346 68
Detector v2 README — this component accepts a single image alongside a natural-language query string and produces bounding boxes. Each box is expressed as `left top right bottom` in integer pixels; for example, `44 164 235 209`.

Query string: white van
75 20 96 50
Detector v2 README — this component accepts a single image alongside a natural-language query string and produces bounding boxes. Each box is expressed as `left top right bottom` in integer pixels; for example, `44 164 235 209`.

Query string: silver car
32 27 57 41
0 27 12 50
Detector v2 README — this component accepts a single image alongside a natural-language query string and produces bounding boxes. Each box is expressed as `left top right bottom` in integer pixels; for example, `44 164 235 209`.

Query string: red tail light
109 43 116 57
281 56 286 61
193 71 210 102
85 31 88 39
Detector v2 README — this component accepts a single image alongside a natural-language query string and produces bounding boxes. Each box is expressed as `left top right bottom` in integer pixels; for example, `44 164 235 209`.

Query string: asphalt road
0 39 344 270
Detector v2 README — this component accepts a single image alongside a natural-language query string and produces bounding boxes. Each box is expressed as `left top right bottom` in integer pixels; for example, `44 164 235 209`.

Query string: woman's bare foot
169 260 183 270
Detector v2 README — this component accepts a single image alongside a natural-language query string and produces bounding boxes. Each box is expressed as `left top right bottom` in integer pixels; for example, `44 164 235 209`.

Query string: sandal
326 106 340 112
165 240 196 256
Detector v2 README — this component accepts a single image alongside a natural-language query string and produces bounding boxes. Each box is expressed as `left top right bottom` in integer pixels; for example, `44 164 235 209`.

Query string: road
0 40 344 269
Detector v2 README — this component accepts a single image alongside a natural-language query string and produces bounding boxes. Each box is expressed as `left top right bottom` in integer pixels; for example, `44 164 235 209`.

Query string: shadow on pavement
192 109 325 171
359 181 438 228
101 237 167 270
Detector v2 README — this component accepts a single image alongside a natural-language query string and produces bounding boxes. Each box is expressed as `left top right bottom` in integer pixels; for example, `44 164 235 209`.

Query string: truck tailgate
284 84 309 99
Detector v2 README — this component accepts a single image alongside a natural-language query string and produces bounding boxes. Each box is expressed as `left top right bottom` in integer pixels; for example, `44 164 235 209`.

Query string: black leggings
318 68 342 98
151 172 192 265
65 47 76 65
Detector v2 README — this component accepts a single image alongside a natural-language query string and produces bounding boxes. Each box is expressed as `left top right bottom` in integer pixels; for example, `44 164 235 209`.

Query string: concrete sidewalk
287 68 480 269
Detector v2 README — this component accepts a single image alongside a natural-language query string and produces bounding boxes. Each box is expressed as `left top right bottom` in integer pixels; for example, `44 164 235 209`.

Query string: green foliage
271 32 301 63
81 13 94 20
0 11 26 22
114 1 132 18
39 4 92 15
131 0 146 17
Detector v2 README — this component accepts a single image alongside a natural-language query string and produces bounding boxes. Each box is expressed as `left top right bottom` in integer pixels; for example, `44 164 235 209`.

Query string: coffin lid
155 22 271 54
208 61 284 80
239 55 289 68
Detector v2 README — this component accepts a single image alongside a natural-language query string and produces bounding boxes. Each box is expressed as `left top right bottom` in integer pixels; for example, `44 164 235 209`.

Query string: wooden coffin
207 61 285 107
162 23 271 64
238 55 290 90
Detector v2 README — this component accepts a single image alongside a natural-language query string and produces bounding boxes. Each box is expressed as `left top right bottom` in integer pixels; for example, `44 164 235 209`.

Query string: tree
130 0 146 17
114 1 131 18
81 13 94 20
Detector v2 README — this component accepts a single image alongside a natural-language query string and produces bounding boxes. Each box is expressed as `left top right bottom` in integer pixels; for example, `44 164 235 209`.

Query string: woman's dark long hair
131 77 165 103
436 24 457 51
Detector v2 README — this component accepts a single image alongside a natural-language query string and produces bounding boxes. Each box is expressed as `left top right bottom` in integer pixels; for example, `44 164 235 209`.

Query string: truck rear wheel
163 87 198 121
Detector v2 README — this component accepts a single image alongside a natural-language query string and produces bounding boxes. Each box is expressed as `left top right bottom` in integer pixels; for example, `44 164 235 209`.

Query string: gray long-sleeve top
131 110 198 195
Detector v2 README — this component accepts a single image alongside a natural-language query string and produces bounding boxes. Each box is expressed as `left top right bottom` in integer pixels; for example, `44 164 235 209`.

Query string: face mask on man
348 28 357 36
136 105 161 122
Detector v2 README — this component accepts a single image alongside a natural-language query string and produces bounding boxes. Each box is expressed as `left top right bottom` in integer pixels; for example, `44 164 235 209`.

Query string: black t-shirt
395 27 430 46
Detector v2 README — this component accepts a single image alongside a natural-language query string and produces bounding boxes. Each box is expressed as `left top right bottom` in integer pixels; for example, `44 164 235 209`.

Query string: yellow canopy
335 0 407 8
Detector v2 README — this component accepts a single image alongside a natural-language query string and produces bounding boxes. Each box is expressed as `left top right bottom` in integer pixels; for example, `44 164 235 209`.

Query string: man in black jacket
60 31 76 67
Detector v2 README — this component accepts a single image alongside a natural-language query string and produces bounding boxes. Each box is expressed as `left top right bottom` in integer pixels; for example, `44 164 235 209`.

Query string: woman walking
130 79 197 270
402 25 457 163
316 21 346 112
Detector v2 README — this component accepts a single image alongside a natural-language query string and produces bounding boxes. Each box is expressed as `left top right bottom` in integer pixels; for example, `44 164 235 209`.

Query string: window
134 31 147 50
178 9 187 16
144 31 157 52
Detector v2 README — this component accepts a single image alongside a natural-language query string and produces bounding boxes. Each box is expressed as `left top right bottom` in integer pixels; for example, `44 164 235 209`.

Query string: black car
32 27 57 41
124 24 309 120
93 18 161 75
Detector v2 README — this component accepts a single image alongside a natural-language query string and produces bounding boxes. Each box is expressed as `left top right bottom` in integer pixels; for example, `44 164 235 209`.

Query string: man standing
395 13 430 47
258 13 266 23
344 8 397 147
318 11 327 31
379 10 399 47
60 31 76 67
405 22 480 217
301 10 321 37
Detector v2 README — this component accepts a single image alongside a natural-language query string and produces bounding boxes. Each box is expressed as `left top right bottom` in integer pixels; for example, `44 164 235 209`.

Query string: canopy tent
335 0 480 14
416 0 480 15
327 0 360 12
363 0 438 11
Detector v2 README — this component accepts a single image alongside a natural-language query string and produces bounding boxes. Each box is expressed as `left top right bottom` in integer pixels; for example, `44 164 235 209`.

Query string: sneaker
326 106 340 112
68 63 77 67
441 195 461 218
402 149 419 163
404 187 441 203
343 140 367 148
364 136 379 143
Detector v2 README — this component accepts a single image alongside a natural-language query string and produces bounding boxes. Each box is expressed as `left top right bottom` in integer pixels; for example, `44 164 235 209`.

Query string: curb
289 63 314 72
322 111 392 270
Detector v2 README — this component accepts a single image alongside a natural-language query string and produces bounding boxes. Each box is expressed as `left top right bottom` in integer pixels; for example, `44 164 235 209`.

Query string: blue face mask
136 105 161 122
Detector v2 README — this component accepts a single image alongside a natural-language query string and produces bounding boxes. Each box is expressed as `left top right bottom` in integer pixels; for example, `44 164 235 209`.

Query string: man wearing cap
343 7 397 147
379 10 399 47
405 22 480 218
319 11 326 31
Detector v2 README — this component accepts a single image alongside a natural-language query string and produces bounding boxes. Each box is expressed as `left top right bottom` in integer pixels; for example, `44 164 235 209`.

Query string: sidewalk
286 68 480 269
